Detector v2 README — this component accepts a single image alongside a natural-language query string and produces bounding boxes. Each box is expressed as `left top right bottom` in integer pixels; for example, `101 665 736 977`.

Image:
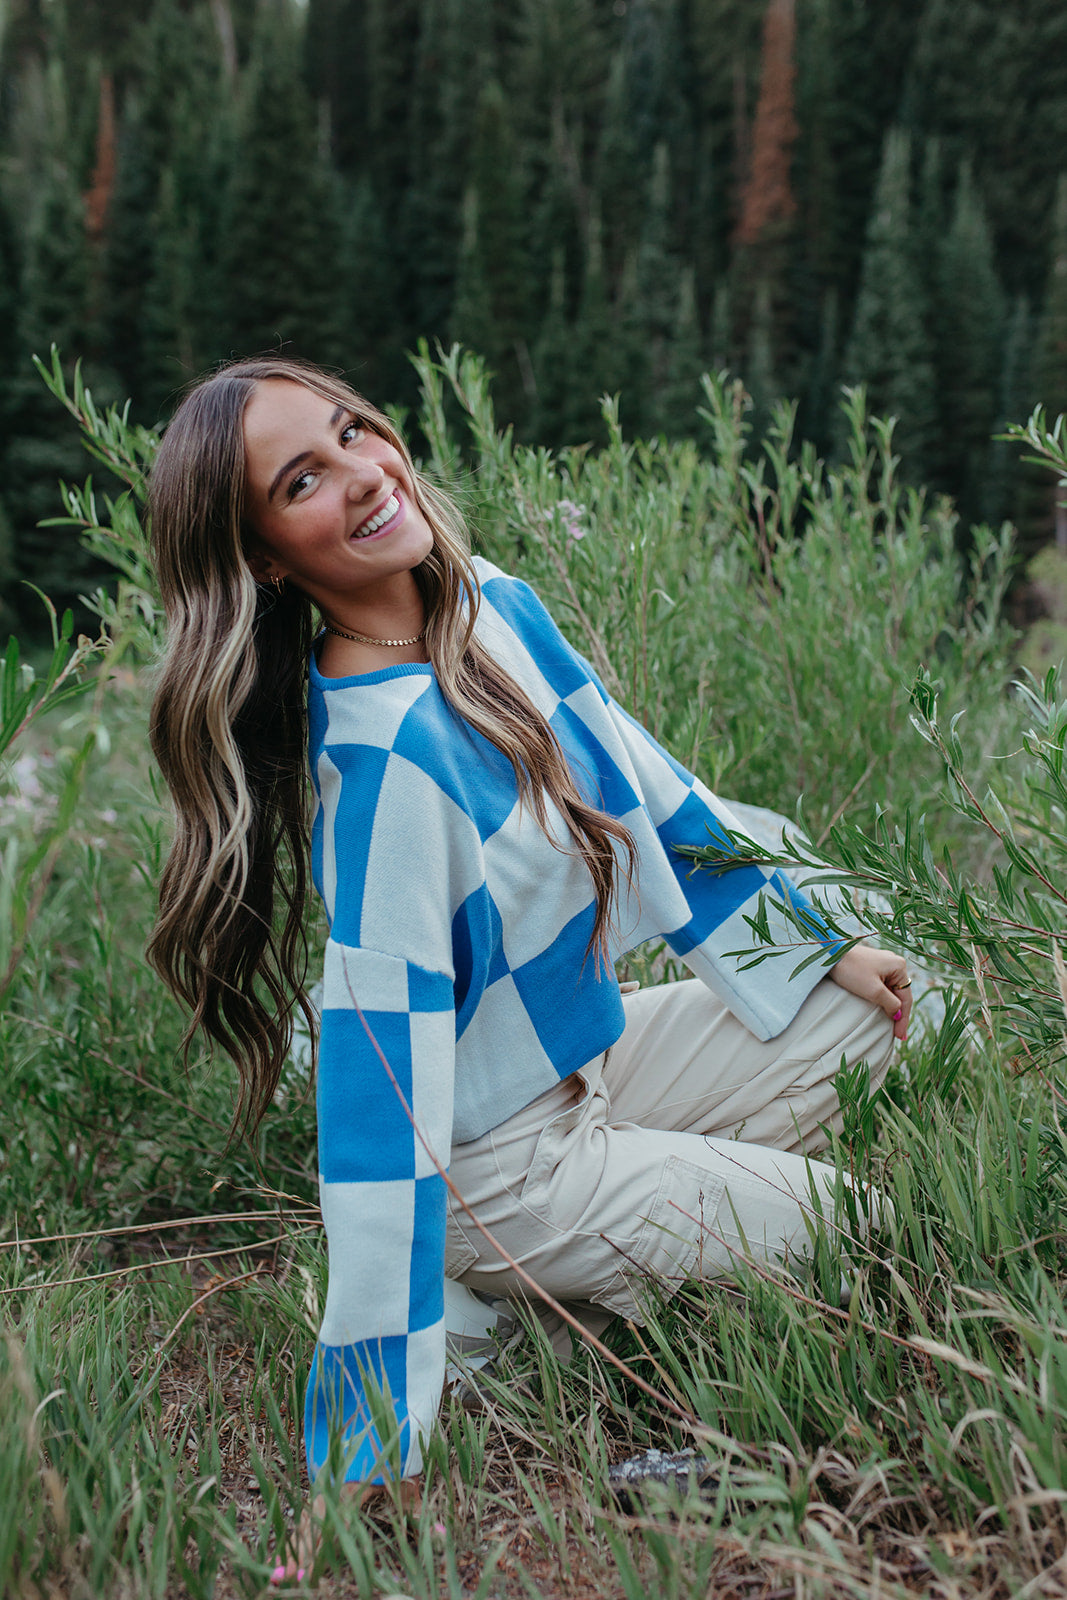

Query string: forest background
12 2 1067 1594
1 0 1067 632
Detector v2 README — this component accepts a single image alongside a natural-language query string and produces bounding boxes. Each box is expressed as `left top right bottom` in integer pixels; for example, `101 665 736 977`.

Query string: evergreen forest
1 0 1066 627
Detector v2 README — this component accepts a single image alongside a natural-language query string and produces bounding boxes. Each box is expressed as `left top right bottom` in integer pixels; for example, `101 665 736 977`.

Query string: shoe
443 1279 522 1407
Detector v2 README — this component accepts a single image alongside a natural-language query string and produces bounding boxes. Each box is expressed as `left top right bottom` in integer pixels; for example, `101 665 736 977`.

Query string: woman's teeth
354 492 399 538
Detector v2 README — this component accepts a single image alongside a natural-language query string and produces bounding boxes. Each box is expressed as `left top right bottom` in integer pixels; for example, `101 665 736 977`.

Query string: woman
147 356 910 1575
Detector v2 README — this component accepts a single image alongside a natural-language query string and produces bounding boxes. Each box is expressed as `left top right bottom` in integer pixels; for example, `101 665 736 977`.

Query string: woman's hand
271 1478 423 1585
829 943 912 1041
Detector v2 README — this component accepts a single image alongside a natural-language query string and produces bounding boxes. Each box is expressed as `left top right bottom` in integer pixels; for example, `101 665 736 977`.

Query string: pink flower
556 499 587 544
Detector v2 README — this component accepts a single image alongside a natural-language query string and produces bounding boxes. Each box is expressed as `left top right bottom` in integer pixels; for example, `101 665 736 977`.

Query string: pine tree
140 165 201 417
103 93 159 394
689 122 721 322
735 0 798 251
0 193 20 403
403 0 496 353
745 276 778 431
913 136 946 306
219 4 347 367
342 176 402 399
1034 174 1067 550
450 185 499 374
531 247 574 448
5 154 102 620
902 0 1067 300
987 292 1033 530
400 0 455 348
688 0 765 244
802 286 838 451
840 127 936 478
566 205 615 443
465 79 531 423
816 0 927 308
512 0 605 328
102 0 225 395
597 46 639 287
0 196 19 622
733 0 800 418
303 0 368 171
83 70 115 253
662 267 706 437
630 141 677 431
793 0 835 284
933 162 1004 521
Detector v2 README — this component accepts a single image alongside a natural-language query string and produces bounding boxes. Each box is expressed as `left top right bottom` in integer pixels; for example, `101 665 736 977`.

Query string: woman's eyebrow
266 406 348 503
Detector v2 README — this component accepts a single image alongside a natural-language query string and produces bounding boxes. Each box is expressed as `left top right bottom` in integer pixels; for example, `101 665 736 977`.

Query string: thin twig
150 1266 273 1363
532 509 626 701
814 755 879 849
0 1233 291 1296
0 1208 317 1251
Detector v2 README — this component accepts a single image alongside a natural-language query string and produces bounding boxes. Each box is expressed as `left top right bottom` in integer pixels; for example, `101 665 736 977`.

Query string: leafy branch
679 668 1067 1073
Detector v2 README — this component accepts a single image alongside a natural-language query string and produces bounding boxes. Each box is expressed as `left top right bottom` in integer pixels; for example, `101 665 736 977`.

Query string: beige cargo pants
445 977 895 1345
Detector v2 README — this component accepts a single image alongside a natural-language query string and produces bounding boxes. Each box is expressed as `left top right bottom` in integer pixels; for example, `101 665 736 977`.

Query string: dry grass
7 1175 1067 1600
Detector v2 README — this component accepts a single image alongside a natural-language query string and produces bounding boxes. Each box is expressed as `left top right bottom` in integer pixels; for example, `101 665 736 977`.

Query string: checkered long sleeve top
304 559 840 1485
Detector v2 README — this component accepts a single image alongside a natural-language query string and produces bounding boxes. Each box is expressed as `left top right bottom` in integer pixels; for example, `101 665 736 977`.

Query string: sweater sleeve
305 939 455 1485
601 695 845 1032
469 562 842 1035
304 670 467 1487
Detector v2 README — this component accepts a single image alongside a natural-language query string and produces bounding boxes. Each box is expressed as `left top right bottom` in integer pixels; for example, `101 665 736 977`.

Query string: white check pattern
304 560 841 1484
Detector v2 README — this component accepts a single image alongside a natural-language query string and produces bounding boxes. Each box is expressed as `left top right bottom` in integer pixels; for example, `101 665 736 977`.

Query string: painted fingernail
271 1567 286 1585
893 1008 903 1021
296 1571 306 1582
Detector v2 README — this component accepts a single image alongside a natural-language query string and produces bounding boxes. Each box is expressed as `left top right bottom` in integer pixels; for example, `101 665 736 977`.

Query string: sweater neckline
309 644 434 689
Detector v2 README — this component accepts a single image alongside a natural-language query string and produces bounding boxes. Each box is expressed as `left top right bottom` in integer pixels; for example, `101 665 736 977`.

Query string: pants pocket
517 1071 597 1214
445 1208 479 1279
591 1154 727 1319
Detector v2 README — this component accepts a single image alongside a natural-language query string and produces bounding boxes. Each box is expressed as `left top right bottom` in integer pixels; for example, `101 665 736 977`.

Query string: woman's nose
345 454 386 499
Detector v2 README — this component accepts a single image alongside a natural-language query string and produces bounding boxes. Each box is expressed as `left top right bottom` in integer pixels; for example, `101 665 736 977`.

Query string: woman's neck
315 573 429 677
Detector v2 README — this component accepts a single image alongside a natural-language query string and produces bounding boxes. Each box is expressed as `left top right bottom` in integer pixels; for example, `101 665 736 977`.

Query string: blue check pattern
304 559 840 1484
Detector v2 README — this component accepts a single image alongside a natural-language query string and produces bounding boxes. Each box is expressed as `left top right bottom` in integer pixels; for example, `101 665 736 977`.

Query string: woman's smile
351 489 402 540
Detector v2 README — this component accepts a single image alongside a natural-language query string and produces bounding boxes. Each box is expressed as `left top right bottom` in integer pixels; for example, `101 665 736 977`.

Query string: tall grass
2 349 1065 1598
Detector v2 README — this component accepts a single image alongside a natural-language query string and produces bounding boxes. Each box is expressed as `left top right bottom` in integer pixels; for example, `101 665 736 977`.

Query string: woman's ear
245 546 279 586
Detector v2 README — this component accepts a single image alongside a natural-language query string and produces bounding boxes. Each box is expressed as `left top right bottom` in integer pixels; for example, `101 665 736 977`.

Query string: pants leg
604 976 894 1151
445 977 894 1332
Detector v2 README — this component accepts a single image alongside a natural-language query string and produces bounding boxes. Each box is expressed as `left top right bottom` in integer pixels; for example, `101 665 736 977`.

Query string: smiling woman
145 355 910 1582
240 382 435 671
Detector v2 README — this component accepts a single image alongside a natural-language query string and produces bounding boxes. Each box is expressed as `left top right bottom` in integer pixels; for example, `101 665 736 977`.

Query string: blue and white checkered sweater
304 558 838 1484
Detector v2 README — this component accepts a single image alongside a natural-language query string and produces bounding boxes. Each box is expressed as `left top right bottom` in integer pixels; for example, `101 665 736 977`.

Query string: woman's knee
823 983 896 1089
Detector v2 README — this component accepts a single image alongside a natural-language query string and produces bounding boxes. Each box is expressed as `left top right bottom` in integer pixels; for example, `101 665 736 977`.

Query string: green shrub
417 345 1015 842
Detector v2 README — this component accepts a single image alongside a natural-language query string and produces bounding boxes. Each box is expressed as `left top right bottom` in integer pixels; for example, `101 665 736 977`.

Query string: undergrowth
2 350 1066 1598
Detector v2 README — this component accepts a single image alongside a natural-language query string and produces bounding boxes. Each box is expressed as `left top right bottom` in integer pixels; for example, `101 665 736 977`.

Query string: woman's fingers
870 963 912 1039
830 944 913 1040
886 974 913 1040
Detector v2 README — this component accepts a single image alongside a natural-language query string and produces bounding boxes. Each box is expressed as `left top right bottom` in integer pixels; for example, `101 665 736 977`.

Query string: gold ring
896 980 912 989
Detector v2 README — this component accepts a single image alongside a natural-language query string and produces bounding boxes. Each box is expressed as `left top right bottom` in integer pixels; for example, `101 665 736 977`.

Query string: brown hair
147 356 636 1136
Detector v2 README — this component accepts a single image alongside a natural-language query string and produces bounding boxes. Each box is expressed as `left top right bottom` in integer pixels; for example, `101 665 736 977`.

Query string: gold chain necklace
323 620 425 647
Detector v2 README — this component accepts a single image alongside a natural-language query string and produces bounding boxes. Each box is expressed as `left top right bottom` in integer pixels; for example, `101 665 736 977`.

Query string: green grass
3 355 1067 1596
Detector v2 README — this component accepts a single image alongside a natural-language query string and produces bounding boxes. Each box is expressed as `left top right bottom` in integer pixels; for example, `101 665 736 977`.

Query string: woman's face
241 379 434 613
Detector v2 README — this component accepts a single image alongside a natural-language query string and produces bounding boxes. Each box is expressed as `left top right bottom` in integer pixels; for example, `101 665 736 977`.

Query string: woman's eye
286 468 315 501
284 421 363 499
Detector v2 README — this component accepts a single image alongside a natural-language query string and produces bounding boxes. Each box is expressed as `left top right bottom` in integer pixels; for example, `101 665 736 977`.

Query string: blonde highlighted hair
148 356 636 1136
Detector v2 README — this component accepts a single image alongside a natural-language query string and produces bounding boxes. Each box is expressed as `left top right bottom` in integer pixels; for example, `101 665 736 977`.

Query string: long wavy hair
147 356 637 1137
